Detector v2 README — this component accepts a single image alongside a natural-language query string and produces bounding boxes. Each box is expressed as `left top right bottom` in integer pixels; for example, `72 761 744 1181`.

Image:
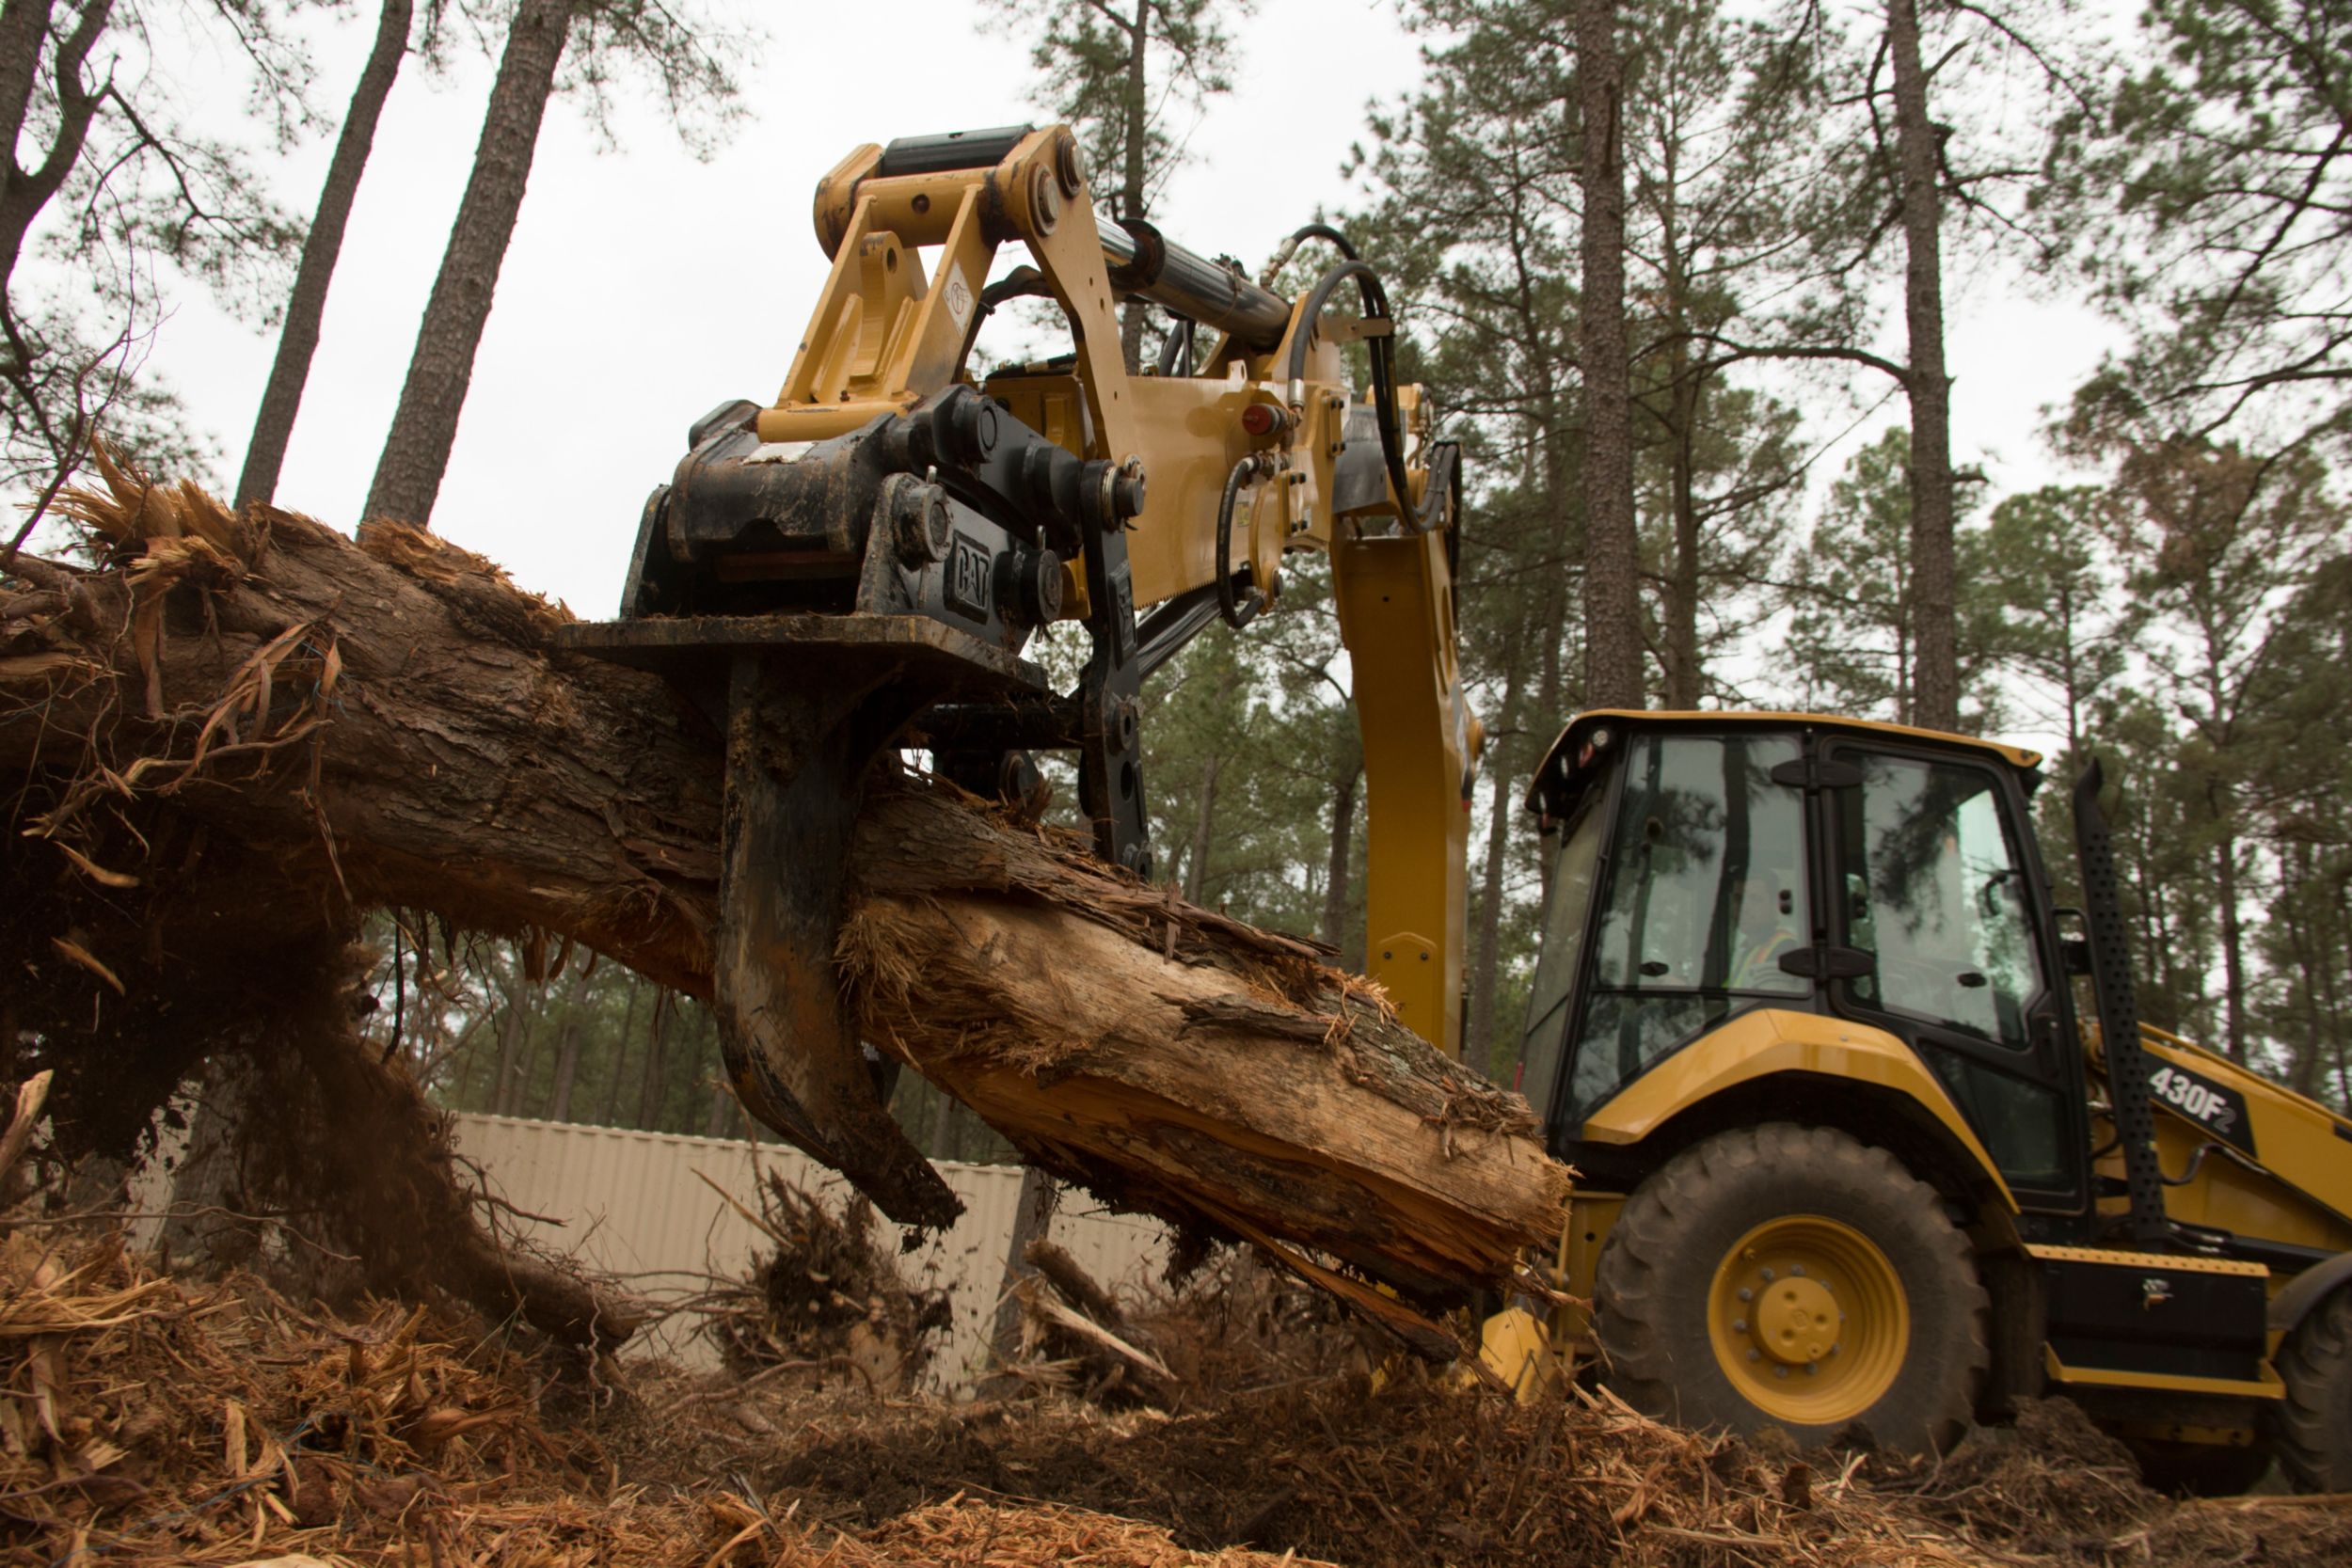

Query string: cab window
1561 732 1809 1121
1837 753 2045 1051
1516 791 1605 1127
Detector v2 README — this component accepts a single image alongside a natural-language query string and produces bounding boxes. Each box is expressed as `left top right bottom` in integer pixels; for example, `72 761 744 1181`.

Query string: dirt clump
700 1169 952 1394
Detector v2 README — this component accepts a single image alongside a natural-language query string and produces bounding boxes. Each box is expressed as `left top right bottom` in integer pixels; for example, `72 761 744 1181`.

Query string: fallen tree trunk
0 459 1569 1350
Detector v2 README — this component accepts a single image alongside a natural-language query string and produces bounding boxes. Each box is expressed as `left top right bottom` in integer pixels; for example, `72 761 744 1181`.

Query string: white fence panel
448 1114 1168 1391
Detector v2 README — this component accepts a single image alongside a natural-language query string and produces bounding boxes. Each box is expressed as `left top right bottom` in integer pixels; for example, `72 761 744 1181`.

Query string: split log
0 457 1569 1349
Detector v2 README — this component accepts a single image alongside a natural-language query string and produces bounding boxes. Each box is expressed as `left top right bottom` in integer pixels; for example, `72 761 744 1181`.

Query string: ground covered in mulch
7 1224 2350 1568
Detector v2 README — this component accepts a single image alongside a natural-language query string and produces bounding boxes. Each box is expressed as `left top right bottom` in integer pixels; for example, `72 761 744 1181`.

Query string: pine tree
363 0 741 527
237 0 418 509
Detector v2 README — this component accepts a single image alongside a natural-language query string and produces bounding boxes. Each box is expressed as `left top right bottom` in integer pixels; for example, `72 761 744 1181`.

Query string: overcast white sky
120 0 2116 754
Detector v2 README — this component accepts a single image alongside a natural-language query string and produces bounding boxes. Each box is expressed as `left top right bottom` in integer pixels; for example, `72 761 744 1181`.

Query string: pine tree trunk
1320 760 1360 961
363 0 576 527
1656 155 1704 712
237 0 412 510
1183 751 1224 904
1574 0 1643 711
1467 662 1524 1071
1467 767 1514 1075
2210 791 2249 1062
0 0 57 167
544 960 593 1122
488 974 535 1117
0 0 113 290
1664 355 1703 708
1887 0 1959 732
927 1077 955 1159
1116 0 1150 374
597 975 642 1125
635 988 670 1129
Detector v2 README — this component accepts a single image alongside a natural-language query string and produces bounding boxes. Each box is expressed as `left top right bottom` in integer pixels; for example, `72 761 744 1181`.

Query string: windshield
1561 732 1810 1125
1517 792 1606 1128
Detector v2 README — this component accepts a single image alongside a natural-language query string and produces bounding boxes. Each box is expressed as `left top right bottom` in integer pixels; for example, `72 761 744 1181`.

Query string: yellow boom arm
767 125 1476 1053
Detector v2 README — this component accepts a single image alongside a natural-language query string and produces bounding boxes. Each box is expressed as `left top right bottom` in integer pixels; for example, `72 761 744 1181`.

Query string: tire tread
2271 1285 2352 1492
1594 1122 1989 1454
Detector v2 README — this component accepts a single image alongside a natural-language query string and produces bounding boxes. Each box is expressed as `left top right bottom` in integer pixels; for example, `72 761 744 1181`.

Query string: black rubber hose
1289 222 1359 259
1215 455 1265 629
1153 315 1196 378
1283 260 1412 528
1262 222 1359 277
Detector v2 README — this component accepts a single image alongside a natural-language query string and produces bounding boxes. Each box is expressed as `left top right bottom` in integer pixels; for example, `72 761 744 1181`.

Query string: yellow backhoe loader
1491 709 2352 1491
558 122 2352 1493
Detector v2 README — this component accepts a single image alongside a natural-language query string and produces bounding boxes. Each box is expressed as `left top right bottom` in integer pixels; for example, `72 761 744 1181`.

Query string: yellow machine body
1487 708 2352 1474
763 127 1472 1052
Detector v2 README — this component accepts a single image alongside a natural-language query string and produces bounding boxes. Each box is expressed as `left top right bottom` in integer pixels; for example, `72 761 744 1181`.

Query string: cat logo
946 533 993 618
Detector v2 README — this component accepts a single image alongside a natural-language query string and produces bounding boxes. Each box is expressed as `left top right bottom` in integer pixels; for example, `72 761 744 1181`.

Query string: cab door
1821 740 2090 1219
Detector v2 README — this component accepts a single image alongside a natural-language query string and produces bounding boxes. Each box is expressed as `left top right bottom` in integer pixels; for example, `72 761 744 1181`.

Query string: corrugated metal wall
448 1114 1167 1391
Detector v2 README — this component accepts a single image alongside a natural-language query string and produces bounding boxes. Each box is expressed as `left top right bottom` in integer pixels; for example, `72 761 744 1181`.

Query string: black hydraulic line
1215 455 1268 629
1284 260 1414 528
1259 222 1359 286
1135 581 1224 681
1153 315 1197 377
1288 221 1359 260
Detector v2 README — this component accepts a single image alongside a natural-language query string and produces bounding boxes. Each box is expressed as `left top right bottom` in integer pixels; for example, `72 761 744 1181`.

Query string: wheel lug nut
1804 1363 1819 1375
1747 1349 1760 1362
1738 1288 1753 1302
1760 1268 1775 1282
1775 1366 1790 1379
1733 1319 1747 1333
1789 1264 1804 1276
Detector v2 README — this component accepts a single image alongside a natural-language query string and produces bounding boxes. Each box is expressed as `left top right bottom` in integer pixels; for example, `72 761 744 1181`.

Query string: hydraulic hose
1259 222 1359 285
1285 260 1415 531
1216 454 1270 629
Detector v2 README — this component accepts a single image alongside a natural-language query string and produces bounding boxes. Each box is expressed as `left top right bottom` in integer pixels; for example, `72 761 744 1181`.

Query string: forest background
2 0 2345 1158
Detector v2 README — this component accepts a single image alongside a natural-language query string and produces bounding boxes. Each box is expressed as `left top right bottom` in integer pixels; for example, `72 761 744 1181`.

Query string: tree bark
0 0 112 289
1183 750 1224 904
2210 790 2248 1063
363 0 576 527
1320 759 1360 963
238 0 413 511
543 958 593 1121
0 0 57 174
489 974 537 1117
1574 0 1644 711
1887 0 1959 732
1117 0 1149 374
637 988 671 1128
596 974 642 1124
2 467 1569 1343
1467 662 1523 1073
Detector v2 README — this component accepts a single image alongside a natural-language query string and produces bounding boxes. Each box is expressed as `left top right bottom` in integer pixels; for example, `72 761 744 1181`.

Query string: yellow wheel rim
1707 1215 1908 1425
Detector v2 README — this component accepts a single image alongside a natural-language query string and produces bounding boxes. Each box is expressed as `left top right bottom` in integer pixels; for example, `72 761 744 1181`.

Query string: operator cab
1516 710 2095 1232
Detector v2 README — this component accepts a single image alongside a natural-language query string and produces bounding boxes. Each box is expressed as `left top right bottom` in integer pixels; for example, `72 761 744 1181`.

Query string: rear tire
2271 1285 2352 1492
1594 1122 1989 1456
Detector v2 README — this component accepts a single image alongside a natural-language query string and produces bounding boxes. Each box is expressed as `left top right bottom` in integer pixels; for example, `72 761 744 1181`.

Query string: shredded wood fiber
5 1230 2344 1568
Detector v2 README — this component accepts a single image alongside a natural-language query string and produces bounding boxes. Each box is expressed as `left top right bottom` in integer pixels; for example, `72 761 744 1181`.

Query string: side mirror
2053 906 2092 977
